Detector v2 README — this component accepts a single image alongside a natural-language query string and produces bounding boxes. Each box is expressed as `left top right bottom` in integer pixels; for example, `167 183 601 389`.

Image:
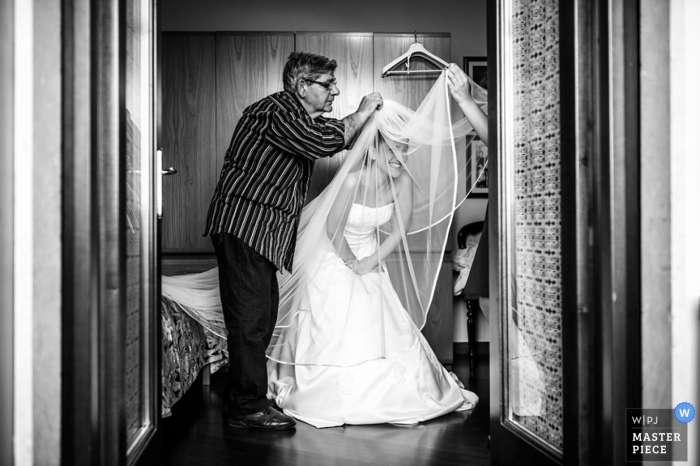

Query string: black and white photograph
2 1 699 465
463 56 488 90
468 138 489 197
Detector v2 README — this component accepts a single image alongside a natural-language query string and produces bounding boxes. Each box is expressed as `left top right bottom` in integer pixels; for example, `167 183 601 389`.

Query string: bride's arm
326 172 359 262
353 174 414 275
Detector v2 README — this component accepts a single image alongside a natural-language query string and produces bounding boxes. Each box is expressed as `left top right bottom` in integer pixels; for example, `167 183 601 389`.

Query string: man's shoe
268 398 282 412
226 407 296 430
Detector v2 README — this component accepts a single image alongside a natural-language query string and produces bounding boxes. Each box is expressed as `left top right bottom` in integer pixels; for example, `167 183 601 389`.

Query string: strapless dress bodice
343 203 394 260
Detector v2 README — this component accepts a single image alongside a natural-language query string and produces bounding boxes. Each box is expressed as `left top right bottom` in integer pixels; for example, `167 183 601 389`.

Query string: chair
457 222 485 372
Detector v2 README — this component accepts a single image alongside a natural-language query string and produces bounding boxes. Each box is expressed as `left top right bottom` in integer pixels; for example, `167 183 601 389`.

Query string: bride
163 69 488 428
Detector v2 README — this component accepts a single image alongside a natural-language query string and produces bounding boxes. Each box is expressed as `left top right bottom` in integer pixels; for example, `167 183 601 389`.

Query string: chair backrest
457 221 485 249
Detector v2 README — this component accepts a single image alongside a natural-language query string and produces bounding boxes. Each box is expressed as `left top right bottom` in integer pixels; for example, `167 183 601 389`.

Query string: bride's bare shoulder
396 171 414 191
342 170 362 188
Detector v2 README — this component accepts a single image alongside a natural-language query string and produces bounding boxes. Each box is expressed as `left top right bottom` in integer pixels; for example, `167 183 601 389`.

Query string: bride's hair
361 133 407 168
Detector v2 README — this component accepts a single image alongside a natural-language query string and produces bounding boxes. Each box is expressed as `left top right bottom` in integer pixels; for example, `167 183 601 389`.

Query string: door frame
62 0 162 464
486 1 562 462
62 0 123 463
585 1 643 464
487 0 641 464
1 0 14 463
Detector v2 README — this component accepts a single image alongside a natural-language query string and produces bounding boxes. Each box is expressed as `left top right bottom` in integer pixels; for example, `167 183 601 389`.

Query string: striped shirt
203 90 346 272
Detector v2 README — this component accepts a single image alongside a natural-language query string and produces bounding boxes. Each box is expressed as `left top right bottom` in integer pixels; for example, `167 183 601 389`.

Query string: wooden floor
162 354 491 466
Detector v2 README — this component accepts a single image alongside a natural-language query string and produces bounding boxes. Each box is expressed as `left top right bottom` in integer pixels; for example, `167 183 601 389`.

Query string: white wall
162 0 486 64
14 0 63 464
163 0 490 343
669 0 700 462
641 0 700 463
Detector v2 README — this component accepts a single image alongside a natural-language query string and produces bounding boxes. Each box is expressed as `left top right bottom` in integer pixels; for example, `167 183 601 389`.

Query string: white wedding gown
267 202 478 428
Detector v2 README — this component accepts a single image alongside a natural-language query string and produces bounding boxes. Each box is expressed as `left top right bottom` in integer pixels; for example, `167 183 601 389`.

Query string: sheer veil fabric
162 71 487 360
162 72 488 425
267 72 486 367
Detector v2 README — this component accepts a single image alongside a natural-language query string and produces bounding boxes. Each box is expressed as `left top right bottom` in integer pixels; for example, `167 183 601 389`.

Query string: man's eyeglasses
305 78 338 91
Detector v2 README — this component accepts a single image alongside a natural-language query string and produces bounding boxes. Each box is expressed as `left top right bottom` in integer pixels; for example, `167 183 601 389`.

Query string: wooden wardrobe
161 31 456 366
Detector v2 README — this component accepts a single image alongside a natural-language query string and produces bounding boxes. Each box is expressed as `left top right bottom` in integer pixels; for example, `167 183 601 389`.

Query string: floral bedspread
161 296 228 417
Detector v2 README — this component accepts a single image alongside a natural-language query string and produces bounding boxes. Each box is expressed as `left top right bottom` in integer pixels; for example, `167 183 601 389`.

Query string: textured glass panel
507 0 563 453
125 0 154 450
125 0 143 443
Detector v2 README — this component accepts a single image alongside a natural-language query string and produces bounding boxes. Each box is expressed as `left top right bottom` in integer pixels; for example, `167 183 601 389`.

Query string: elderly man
204 52 383 430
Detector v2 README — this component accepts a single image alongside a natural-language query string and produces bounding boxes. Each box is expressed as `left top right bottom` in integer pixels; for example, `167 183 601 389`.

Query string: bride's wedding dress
267 202 478 428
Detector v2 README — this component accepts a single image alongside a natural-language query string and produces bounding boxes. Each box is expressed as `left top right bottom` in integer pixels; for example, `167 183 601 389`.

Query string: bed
161 296 228 417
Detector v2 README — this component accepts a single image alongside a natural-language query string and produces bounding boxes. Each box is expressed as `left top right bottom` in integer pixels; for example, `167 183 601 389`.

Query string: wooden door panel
373 33 451 110
216 32 295 163
162 33 217 253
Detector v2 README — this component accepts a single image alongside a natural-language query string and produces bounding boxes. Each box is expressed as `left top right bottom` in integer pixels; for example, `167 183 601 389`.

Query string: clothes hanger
381 31 449 77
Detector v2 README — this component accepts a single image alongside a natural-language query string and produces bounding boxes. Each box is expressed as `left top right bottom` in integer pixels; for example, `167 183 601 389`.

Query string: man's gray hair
283 52 338 93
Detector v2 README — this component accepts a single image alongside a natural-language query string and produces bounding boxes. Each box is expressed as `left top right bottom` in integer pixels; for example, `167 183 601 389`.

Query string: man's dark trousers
212 233 279 415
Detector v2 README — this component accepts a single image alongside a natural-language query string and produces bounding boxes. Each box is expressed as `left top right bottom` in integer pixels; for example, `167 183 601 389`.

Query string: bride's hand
352 257 380 275
344 257 359 271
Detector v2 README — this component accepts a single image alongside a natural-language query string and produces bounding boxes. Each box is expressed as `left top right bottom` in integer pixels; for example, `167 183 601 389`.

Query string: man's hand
342 92 383 146
356 92 384 117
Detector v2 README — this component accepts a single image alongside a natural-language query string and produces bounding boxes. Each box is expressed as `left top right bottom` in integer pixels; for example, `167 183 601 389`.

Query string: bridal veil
267 71 486 366
163 71 488 367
